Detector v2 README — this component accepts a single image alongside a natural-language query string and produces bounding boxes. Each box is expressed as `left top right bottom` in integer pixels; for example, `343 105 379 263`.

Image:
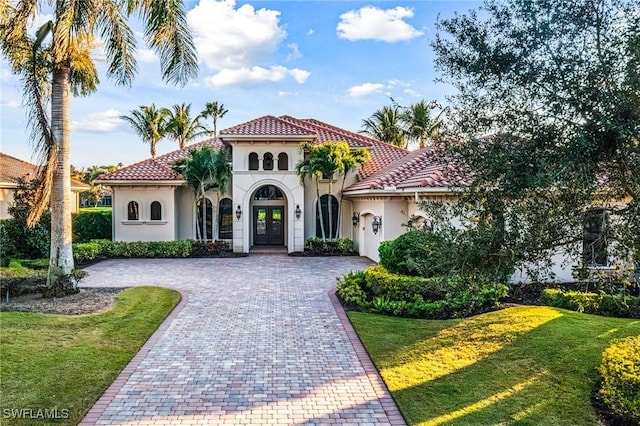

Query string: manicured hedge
0 267 48 298
597 336 640 424
72 240 193 263
337 265 508 319
72 212 112 242
541 289 640 318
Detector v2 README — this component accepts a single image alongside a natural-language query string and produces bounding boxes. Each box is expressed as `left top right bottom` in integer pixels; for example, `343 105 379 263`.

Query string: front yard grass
349 305 640 425
0 286 180 425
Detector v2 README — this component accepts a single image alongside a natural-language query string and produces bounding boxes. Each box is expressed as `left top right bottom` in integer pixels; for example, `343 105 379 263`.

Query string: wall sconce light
352 212 360 227
235 205 242 220
372 216 382 235
295 204 302 220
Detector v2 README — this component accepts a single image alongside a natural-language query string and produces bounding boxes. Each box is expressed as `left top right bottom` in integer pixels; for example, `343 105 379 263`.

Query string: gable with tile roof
0 152 89 219
97 115 464 258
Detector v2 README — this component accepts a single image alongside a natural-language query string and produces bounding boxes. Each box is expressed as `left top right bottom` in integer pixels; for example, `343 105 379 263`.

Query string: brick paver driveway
79 256 405 425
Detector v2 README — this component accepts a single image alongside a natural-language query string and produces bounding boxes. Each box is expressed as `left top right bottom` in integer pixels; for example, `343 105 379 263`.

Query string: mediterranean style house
97 115 467 262
98 115 633 284
0 152 88 219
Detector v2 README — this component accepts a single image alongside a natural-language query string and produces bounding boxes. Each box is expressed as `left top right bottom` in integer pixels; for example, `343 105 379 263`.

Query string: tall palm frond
120 104 169 157
166 103 210 149
360 105 406 147
201 101 228 136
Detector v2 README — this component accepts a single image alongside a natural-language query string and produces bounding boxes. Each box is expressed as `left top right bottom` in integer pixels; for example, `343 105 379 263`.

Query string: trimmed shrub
337 265 508 319
303 237 357 255
0 213 51 259
73 242 101 263
190 241 230 257
0 267 48 298
541 289 640 318
337 270 368 307
73 212 112 242
95 240 193 258
379 230 456 277
597 336 640 424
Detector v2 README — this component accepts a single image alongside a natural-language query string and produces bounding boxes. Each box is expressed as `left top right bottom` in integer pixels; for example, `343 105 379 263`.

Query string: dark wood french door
253 206 284 245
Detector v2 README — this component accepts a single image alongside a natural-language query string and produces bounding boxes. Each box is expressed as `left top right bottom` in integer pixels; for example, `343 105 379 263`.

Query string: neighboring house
96 115 625 283
0 152 88 219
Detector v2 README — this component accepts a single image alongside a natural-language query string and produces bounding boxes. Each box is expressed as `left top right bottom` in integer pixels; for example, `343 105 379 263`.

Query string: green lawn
79 206 112 214
0 287 180 425
349 306 640 426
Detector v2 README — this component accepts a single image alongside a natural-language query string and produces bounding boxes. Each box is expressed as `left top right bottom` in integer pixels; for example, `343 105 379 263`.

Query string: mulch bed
0 287 124 315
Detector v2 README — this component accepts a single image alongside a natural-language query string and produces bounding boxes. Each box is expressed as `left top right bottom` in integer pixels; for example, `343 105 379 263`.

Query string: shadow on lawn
359 306 640 425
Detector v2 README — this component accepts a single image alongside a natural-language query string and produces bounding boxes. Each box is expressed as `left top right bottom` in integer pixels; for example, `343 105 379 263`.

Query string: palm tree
120 104 169 158
334 143 370 237
360 105 406 148
0 0 197 293
172 146 231 241
400 100 447 149
201 101 228 136
166 103 210 149
296 142 353 243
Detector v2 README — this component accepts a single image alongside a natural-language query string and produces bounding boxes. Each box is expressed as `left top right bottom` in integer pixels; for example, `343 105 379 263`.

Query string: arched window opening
254 185 284 200
150 201 162 220
196 198 213 241
278 152 288 170
248 152 259 170
263 152 274 170
219 198 233 240
127 201 139 221
316 194 339 239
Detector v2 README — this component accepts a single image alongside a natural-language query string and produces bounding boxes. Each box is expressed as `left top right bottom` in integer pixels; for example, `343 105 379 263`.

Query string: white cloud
187 0 309 87
348 82 385 97
286 43 301 61
307 29 315 36
403 88 422 97
278 91 299 97
205 65 310 87
71 109 123 133
188 0 285 69
137 48 157 64
289 68 310 84
337 6 423 42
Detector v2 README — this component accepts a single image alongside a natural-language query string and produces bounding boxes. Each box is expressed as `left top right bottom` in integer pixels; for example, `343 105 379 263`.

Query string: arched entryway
251 185 286 246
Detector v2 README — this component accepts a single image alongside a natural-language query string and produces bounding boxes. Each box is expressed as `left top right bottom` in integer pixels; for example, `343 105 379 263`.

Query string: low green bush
73 212 112 242
597 336 640 424
73 242 101 263
337 265 508 319
0 267 48 298
303 237 357 255
379 231 455 277
541 289 640 318
89 240 193 258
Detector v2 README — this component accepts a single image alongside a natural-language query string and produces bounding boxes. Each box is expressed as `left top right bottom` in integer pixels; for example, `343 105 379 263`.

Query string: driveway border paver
327 290 406 426
79 290 190 425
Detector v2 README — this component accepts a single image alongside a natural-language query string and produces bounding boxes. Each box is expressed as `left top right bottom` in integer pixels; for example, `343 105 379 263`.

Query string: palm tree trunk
328 179 334 240
315 178 327 244
49 65 75 284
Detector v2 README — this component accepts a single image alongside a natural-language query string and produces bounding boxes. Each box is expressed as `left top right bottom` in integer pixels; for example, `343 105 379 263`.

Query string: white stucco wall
112 185 178 242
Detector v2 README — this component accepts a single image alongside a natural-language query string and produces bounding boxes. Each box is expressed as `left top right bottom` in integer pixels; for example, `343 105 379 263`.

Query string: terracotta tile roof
0 152 88 189
220 115 316 138
97 139 225 182
96 116 470 191
345 145 472 191
277 116 408 179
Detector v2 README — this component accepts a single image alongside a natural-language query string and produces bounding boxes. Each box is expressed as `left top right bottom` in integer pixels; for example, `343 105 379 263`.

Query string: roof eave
95 179 183 186
220 134 317 142
343 186 465 196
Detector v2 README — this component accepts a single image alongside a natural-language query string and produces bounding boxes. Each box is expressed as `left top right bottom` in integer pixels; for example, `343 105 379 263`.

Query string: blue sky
0 0 481 168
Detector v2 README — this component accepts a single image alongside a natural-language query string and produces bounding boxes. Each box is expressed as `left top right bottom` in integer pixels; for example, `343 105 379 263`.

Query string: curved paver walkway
79 256 406 425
